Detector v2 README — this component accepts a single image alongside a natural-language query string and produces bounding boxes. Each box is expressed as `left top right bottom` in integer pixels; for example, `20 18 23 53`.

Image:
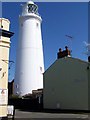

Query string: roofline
0 18 10 24
0 29 14 38
68 57 89 64
44 57 90 74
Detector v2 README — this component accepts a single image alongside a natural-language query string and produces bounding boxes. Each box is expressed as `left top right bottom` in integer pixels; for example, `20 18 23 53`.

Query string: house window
0 68 2 71
1 25 3 28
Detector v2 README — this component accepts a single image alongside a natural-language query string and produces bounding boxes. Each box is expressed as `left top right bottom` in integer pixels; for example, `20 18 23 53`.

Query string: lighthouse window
28 4 38 14
40 67 42 72
16 85 18 88
36 23 39 27
1 25 3 28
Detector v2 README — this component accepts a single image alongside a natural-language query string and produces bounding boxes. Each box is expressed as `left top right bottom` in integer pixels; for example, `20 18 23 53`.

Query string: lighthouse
14 1 44 96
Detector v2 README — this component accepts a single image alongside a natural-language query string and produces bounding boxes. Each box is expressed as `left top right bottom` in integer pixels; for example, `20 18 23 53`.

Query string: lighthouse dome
22 0 38 16
27 1 34 5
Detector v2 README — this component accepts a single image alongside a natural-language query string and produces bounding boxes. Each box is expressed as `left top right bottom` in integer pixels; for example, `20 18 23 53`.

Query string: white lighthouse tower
14 1 44 96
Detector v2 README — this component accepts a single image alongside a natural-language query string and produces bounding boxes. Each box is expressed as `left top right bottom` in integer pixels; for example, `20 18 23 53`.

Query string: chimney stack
57 46 71 59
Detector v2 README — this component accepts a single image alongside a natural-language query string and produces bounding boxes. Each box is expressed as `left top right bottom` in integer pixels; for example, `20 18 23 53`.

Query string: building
43 48 90 110
8 80 14 97
14 1 44 96
0 18 14 119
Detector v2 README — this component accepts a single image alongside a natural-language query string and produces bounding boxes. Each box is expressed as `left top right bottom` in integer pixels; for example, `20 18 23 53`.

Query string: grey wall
88 1 90 109
43 57 88 110
88 62 90 110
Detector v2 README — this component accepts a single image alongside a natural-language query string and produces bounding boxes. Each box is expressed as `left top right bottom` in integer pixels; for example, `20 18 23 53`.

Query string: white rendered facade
0 18 14 117
14 1 44 96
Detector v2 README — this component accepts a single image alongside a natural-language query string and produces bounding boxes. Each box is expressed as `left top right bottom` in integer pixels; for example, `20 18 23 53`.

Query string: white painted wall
14 2 44 96
44 57 89 110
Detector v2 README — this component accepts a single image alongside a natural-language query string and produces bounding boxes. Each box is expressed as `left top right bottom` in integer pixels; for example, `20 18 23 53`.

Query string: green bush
9 94 20 99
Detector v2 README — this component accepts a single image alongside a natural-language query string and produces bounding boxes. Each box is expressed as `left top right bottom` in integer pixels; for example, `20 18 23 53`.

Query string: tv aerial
83 41 90 56
65 34 73 55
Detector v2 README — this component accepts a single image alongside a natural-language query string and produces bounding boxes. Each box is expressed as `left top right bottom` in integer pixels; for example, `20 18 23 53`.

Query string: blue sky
2 2 88 81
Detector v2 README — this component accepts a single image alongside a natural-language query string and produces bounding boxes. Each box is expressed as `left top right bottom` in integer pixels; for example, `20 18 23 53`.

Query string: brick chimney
57 46 71 59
